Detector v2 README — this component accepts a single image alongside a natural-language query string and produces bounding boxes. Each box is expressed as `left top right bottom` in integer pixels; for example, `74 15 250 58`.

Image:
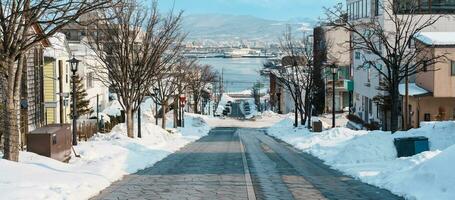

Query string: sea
197 57 269 93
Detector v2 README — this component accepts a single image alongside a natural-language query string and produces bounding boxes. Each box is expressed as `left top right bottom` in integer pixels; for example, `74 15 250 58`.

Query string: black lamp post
68 56 80 145
330 64 338 128
153 88 159 125
276 92 282 114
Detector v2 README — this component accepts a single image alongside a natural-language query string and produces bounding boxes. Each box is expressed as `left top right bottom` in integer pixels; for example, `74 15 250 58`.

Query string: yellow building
43 33 72 124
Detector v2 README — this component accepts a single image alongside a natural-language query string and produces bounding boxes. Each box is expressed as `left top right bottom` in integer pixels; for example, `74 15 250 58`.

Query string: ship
223 48 276 58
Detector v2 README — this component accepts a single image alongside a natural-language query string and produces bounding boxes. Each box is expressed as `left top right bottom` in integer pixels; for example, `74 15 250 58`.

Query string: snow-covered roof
415 32 455 46
399 83 430 96
44 33 70 58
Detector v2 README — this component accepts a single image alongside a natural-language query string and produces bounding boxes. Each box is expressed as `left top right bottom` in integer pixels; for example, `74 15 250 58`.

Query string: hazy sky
157 0 343 21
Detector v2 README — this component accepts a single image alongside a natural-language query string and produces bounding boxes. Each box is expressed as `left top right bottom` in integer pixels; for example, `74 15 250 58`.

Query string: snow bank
0 112 211 200
268 118 455 200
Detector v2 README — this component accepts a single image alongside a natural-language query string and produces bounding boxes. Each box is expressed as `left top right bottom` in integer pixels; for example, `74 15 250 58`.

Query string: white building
68 40 110 118
347 0 455 129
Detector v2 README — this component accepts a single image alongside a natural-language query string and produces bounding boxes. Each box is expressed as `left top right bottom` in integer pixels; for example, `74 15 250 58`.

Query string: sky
157 0 343 21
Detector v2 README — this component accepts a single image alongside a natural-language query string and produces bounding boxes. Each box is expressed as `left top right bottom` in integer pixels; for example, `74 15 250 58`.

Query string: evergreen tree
70 74 92 119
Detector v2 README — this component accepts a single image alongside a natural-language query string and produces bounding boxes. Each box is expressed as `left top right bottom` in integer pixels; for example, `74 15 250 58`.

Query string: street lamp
276 92 282 114
330 64 338 128
68 56 80 145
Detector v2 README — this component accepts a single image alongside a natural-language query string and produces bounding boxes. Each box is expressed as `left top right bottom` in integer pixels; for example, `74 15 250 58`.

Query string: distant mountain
181 14 317 43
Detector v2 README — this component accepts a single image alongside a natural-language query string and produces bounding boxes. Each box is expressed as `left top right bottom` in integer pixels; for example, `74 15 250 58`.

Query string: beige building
314 25 352 112
402 32 455 128
347 0 455 129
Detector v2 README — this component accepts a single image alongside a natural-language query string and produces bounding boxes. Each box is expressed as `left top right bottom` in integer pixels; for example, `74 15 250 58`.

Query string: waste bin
26 124 72 162
312 120 323 132
394 136 429 158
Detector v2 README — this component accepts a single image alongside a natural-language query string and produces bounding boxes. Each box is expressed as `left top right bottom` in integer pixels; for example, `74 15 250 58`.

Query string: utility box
394 136 429 158
312 120 323 132
27 124 72 162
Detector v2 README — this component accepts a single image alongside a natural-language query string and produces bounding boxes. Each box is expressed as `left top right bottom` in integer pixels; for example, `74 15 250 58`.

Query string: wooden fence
77 114 125 141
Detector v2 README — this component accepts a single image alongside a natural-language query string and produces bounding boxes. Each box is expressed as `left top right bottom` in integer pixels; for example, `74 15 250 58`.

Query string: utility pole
138 105 141 138
404 65 409 130
96 94 99 132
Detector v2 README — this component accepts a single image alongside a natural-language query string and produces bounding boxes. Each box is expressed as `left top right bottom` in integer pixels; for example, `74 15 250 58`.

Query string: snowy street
92 127 401 200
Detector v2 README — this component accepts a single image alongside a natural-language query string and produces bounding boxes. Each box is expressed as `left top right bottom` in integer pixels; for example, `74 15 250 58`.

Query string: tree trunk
390 77 400 133
126 107 134 138
300 108 305 126
294 99 298 127
193 96 199 114
173 96 178 128
161 102 167 129
3 59 22 161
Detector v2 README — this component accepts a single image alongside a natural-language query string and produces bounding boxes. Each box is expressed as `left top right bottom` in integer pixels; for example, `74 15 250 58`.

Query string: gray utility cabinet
27 124 72 162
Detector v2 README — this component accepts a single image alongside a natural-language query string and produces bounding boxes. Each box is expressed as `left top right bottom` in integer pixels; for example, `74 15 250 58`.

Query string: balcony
327 79 354 92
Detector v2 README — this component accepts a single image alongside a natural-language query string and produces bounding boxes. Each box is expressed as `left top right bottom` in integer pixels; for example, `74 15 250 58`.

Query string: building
313 24 352 113
68 41 110 117
400 32 455 128
347 0 455 129
263 59 296 114
43 33 72 124
61 21 110 118
19 25 51 146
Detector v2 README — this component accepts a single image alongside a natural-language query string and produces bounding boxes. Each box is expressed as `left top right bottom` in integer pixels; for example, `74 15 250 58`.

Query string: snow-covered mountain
182 14 316 43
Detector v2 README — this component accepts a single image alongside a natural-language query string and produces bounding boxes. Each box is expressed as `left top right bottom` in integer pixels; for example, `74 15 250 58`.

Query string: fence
76 114 125 141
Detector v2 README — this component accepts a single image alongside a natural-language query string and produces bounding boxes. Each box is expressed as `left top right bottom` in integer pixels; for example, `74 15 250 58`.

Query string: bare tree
324 1 446 132
275 26 314 127
151 58 188 129
87 0 185 137
187 63 218 114
0 0 112 161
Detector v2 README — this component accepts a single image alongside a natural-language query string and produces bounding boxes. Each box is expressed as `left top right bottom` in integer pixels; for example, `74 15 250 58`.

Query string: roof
399 83 430 96
414 32 455 46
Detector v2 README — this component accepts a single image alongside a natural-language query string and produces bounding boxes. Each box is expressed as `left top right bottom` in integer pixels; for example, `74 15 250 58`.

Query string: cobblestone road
93 127 248 200
93 127 403 200
239 129 403 200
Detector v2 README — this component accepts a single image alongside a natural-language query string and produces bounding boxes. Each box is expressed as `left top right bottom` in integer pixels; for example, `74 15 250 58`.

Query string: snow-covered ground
0 110 211 200
268 116 455 200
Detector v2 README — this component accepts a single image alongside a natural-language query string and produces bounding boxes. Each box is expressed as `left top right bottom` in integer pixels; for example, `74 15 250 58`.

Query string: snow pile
102 100 123 117
268 118 455 200
215 94 235 115
0 112 211 200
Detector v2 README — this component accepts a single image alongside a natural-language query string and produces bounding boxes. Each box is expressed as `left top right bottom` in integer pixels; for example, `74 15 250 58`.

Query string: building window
374 0 380 16
87 72 94 88
451 61 455 76
355 51 361 59
424 113 431 121
397 0 455 14
369 99 373 116
367 68 371 83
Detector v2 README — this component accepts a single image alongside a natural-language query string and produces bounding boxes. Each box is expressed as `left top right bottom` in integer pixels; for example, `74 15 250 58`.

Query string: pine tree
70 74 92 119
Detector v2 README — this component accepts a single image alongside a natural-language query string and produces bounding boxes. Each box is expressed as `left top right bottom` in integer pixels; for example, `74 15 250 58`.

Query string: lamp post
330 64 338 128
153 88 159 125
68 56 80 146
276 92 282 114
